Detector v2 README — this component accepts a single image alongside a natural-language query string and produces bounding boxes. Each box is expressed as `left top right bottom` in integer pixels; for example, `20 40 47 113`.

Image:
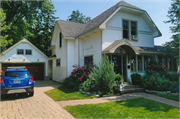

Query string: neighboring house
0 38 49 80
49 1 177 82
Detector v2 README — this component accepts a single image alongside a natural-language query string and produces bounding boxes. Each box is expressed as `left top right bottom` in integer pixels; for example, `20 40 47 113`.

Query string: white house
0 38 49 80
49 1 177 82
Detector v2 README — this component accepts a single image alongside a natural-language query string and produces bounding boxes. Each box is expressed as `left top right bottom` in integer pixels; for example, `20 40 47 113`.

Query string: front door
112 55 122 75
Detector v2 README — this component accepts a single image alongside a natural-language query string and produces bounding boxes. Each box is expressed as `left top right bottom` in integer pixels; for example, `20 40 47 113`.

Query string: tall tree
0 8 13 52
1 0 57 56
163 0 179 65
67 10 91 23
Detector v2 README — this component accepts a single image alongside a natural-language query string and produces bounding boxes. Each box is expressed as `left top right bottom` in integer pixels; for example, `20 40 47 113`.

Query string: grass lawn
45 86 96 101
156 94 179 101
64 97 179 118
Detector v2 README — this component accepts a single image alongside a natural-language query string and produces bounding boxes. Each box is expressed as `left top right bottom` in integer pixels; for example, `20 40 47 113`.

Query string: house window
144 56 148 71
123 20 137 40
163 57 167 67
56 59 60 66
25 50 32 55
59 33 62 48
131 55 136 72
123 20 129 39
17 49 24 55
172 58 177 71
84 56 93 65
168 57 172 71
131 21 137 36
158 56 162 64
138 55 142 71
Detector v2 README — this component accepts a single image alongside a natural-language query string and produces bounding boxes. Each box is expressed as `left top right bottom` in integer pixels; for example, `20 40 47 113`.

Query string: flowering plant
63 60 97 90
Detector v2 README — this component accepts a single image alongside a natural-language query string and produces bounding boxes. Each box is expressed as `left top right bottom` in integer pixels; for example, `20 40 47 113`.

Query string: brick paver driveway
0 81 75 119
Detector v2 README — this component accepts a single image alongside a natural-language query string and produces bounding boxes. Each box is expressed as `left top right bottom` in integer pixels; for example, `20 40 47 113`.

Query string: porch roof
102 40 167 54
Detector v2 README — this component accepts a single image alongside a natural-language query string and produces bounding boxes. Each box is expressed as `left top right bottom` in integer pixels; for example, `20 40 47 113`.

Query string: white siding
102 11 154 50
0 42 48 77
52 29 67 82
67 40 75 76
79 32 102 66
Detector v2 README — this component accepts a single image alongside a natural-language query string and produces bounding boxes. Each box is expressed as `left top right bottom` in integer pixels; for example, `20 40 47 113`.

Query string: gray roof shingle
57 1 144 37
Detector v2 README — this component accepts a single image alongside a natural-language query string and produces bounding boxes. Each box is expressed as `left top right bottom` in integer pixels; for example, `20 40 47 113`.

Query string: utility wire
100 0 112 13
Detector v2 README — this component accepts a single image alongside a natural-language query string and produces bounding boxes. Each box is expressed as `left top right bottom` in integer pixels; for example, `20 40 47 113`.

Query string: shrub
63 61 97 90
80 56 121 95
130 73 141 85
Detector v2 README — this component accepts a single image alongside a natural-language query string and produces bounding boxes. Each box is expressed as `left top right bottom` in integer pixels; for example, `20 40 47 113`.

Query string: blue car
0 66 34 97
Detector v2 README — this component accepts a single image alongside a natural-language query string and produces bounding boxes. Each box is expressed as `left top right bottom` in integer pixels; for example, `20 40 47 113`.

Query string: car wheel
29 91 34 97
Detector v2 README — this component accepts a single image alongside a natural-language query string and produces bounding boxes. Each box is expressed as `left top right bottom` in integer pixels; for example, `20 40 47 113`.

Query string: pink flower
160 63 161 64
154 71 155 73
83 72 86 75
79 78 82 81
75 69 77 72
151 69 153 71
162 67 164 69
151 64 153 65
164 69 166 71
87 72 89 74
148 65 150 67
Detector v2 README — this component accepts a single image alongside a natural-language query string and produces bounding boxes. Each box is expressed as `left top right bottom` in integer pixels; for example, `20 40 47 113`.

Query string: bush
63 61 97 91
130 73 141 85
80 56 121 95
141 72 179 92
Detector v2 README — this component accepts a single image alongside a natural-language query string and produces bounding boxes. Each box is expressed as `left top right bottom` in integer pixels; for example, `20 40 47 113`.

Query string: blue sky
52 0 173 46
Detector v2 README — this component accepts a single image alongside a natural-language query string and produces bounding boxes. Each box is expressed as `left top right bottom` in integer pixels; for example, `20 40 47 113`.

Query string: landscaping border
145 90 179 95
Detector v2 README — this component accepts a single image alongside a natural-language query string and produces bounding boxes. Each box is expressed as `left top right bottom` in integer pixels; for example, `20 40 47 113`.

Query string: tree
0 8 13 52
163 0 179 65
1 0 57 56
67 10 91 23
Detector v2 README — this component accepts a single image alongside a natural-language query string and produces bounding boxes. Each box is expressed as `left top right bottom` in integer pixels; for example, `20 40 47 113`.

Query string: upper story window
59 33 62 48
123 20 129 39
17 49 24 55
123 20 138 41
25 50 32 55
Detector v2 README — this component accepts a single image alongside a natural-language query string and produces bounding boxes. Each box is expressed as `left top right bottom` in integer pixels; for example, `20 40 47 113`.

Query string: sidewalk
57 92 179 108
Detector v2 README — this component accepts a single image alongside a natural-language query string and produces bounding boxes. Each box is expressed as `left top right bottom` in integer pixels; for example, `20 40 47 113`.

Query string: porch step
120 88 145 94
123 84 140 89
120 83 145 94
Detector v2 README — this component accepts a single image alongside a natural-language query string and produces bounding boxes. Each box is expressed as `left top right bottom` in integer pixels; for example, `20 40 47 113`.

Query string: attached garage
0 39 49 80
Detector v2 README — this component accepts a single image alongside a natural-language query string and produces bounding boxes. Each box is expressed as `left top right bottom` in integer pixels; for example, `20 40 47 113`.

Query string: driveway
0 80 75 119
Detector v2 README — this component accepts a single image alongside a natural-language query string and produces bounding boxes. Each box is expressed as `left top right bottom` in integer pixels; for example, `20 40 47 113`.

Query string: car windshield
5 71 29 77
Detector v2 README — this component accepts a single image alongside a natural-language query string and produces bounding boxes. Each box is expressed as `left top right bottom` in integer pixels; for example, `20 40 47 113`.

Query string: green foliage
130 73 142 85
81 56 121 95
67 10 91 23
163 0 179 64
1 0 57 56
146 55 168 76
63 61 97 91
142 72 178 92
0 8 12 52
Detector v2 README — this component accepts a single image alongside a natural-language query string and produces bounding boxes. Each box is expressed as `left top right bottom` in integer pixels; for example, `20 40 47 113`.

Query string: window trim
56 59 61 67
25 49 32 55
122 19 138 41
59 32 62 48
17 49 24 55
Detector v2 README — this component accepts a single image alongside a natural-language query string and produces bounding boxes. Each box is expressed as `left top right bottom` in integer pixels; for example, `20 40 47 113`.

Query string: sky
52 0 173 46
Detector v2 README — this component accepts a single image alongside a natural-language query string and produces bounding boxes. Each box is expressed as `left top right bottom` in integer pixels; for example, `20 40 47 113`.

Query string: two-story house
49 1 177 82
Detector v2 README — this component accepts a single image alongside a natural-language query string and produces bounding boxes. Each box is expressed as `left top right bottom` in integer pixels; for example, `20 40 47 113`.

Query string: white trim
99 7 121 29
1 38 48 59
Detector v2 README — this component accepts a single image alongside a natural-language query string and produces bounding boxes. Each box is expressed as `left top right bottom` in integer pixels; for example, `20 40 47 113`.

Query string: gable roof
57 0 161 38
1 38 48 59
57 20 86 37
